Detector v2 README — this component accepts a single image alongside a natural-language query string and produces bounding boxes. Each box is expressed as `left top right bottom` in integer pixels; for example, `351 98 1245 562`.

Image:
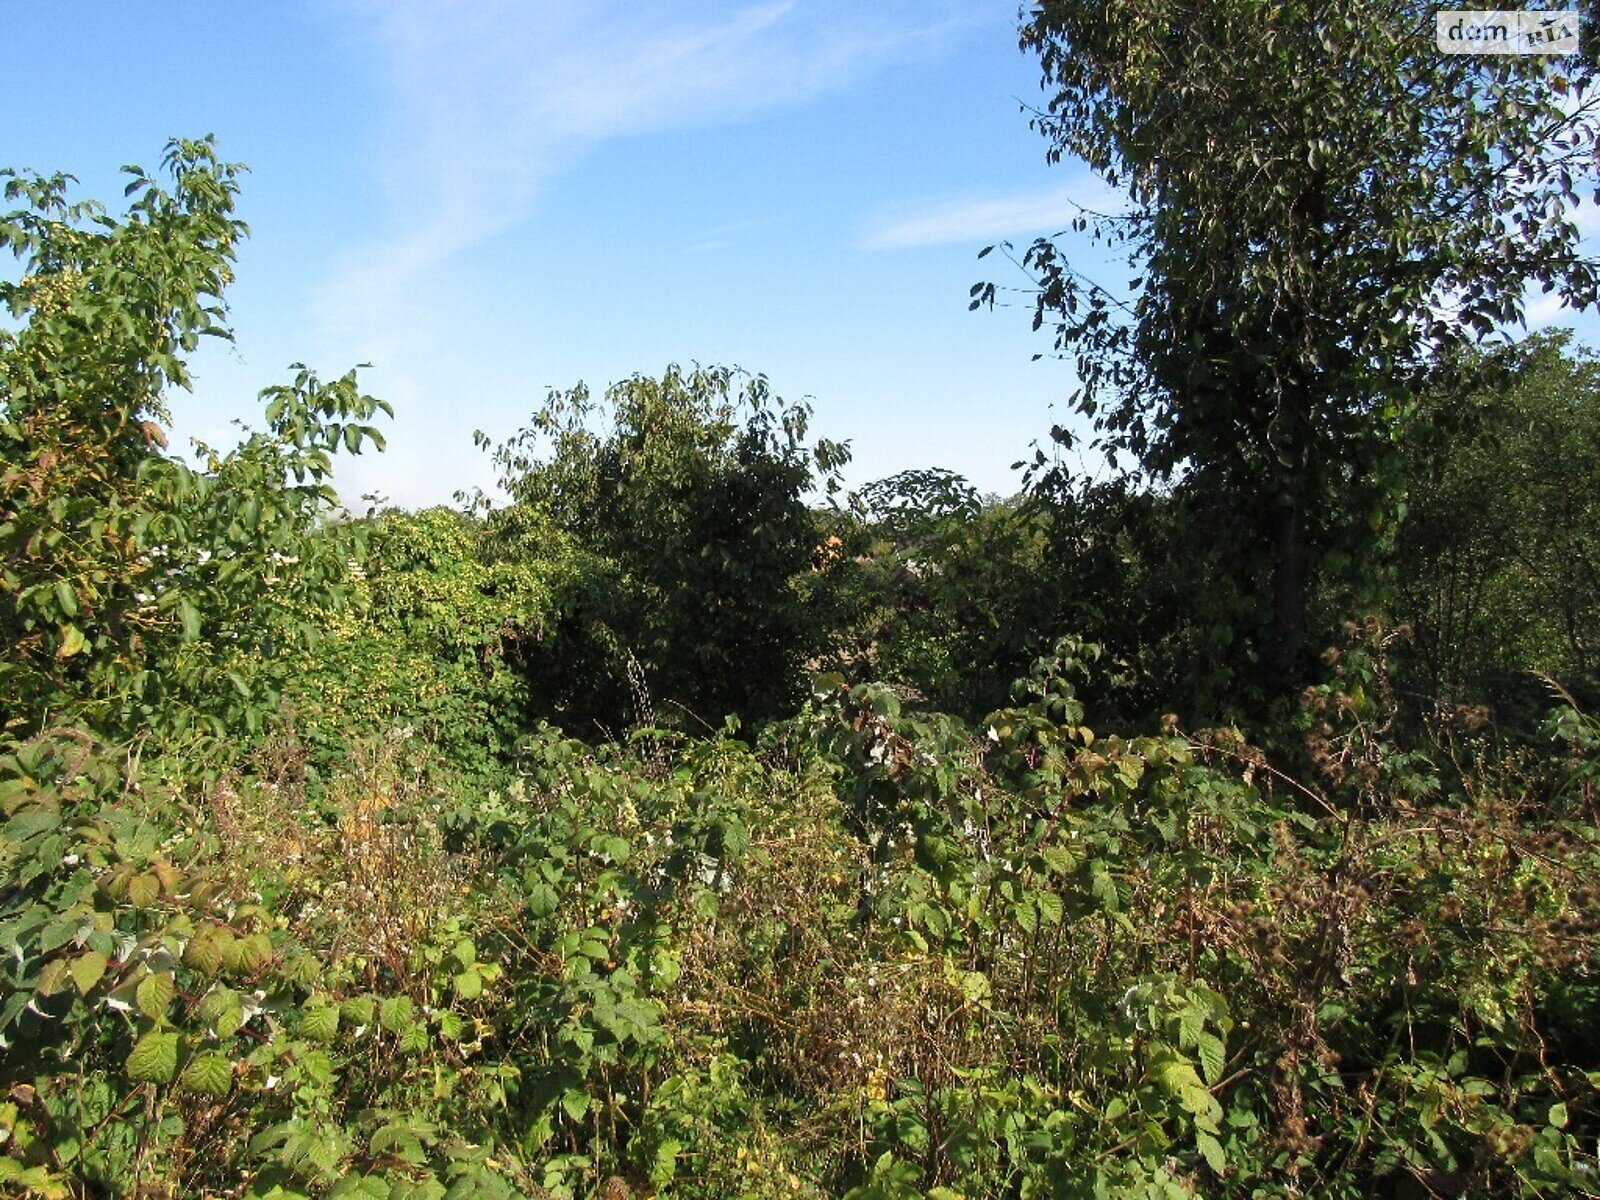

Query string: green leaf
183 926 229 975
561 1088 591 1123
180 1051 234 1097
300 998 340 1044
342 995 376 1029
178 598 201 641
53 580 78 617
198 986 245 1038
1548 1101 1569 1129
127 1030 180 1083
526 882 559 918
329 1176 391 1200
1196 1032 1226 1087
136 970 175 1019
70 951 108 995
453 970 482 1001
379 995 415 1033
235 932 273 974
1196 1130 1226 1175
398 1022 428 1055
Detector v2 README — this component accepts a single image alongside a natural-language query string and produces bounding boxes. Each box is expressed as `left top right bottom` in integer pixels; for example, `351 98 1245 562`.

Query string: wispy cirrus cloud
312 0 991 363
861 177 1126 251
299 0 1005 506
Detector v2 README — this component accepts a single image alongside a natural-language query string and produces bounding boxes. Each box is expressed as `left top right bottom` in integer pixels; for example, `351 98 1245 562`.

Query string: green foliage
1397 332 1600 716
995 0 1599 697
4 131 1599 1200
479 364 849 735
0 727 535 1198
7 636 1600 1197
0 139 389 745
284 506 574 776
822 472 1070 718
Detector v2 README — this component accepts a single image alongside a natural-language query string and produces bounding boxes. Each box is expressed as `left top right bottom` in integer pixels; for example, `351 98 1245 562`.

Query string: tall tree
1397 331 1600 710
994 1 1598 698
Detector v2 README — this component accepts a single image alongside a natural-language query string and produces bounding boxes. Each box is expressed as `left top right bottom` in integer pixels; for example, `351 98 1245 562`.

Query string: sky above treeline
7 1 1597 508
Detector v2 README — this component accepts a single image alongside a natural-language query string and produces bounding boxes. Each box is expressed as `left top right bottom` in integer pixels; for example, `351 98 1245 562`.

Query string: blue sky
6 2 1595 508
8 0 1113 507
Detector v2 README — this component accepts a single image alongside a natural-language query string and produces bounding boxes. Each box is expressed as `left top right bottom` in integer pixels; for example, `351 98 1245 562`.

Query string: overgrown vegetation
3 6 1599 1197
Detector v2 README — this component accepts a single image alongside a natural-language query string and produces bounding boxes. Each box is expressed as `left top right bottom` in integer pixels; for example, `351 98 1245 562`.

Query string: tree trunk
1263 496 1307 697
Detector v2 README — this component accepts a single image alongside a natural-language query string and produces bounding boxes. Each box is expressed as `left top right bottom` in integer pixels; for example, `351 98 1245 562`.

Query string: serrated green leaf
36 958 72 997
379 995 414 1033
180 1051 233 1097
127 1030 179 1082
1197 1032 1226 1086
342 995 376 1029
562 1088 590 1123
235 932 273 974
70 951 108 995
329 1175 391 1200
183 927 229 975
136 970 175 1019
300 999 340 1044
198 986 244 1038
398 1022 428 1055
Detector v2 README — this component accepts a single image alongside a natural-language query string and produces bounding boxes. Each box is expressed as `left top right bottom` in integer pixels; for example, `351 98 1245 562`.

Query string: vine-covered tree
994 1 1599 698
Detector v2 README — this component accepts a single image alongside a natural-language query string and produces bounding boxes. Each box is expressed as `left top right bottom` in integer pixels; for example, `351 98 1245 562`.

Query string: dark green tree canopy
480 364 849 732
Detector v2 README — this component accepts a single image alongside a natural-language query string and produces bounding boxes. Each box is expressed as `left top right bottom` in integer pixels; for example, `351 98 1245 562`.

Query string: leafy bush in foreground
4 644 1597 1197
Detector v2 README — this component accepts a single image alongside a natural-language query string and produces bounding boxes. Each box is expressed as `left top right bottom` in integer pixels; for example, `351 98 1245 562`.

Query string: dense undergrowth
4 638 1599 1198
4 125 1600 1198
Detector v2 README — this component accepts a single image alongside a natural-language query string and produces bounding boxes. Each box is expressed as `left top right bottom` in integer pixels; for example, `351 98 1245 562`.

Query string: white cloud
1525 289 1572 328
312 0 990 359
302 0 1001 506
862 178 1126 250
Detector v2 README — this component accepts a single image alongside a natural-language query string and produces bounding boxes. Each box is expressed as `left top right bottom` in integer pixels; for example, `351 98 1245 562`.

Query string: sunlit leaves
1008 0 1600 691
180 1051 234 1097
0 143 390 745
126 1030 180 1083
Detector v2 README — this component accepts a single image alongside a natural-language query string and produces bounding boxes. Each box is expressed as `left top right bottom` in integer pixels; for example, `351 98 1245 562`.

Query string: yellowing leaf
126 872 160 908
70 951 109 995
56 624 88 659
